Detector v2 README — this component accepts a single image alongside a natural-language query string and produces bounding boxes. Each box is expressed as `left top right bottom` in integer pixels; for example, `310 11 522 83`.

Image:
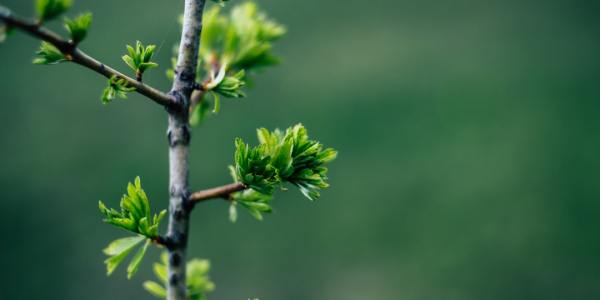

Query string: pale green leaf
144 281 167 298
127 239 150 279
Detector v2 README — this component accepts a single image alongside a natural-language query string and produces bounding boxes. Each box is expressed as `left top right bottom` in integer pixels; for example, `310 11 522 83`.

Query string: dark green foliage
232 124 337 219
101 76 135 104
98 176 166 238
144 253 215 300
32 41 66 64
64 12 92 44
36 0 72 22
122 41 158 78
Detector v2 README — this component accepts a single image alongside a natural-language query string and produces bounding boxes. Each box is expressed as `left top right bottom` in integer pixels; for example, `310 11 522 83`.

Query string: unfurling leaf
122 41 158 79
98 176 165 238
33 42 66 65
101 76 135 104
36 0 72 22
213 70 246 98
64 12 92 44
127 239 151 279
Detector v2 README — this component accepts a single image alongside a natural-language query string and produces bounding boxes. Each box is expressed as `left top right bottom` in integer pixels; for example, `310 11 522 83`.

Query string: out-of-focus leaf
64 12 92 44
143 281 167 298
33 42 66 65
127 239 151 279
36 0 72 22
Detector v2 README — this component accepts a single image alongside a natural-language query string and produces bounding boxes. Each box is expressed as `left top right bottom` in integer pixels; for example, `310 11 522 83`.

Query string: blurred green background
1 0 600 299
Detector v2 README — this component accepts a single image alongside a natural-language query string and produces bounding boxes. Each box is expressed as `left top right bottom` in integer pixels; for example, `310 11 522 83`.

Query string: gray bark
166 1 206 300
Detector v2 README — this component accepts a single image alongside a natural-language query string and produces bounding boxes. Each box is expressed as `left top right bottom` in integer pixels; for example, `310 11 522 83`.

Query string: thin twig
0 7 175 107
189 182 247 204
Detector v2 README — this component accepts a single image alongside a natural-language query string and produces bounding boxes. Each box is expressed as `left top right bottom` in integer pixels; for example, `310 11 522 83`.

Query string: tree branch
189 182 247 204
0 6 175 107
165 1 206 300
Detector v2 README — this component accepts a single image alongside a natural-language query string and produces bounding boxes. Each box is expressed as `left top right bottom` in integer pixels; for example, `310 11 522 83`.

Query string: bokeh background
1 0 600 299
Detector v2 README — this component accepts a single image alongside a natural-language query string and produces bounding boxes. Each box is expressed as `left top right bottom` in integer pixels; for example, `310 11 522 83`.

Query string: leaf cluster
144 253 215 300
33 41 66 64
64 12 92 44
101 76 136 104
36 0 72 22
122 41 158 79
231 124 337 219
98 176 166 238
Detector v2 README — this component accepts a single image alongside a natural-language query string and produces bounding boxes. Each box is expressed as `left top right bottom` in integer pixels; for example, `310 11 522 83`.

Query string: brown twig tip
189 182 247 204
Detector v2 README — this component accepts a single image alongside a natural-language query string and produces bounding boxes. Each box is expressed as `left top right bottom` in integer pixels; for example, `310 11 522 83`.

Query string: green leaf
33 42 66 65
99 177 166 238
127 239 151 279
122 55 136 70
64 12 92 44
143 281 167 298
187 259 215 298
153 262 168 283
103 235 145 256
122 41 158 78
225 2 286 70
36 0 72 22
212 70 246 98
211 92 220 113
103 236 145 276
247 208 263 221
101 76 135 104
